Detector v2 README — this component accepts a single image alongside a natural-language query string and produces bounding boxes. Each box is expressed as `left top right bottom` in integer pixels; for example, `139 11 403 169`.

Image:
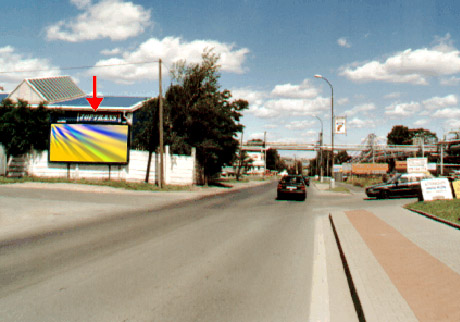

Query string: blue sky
2 0 460 158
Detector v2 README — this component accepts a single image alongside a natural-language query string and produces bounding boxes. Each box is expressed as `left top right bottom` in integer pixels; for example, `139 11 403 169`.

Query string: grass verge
405 199 460 224
0 176 191 191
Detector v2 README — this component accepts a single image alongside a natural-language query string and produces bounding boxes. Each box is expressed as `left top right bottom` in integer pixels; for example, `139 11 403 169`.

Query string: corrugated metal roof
26 76 86 103
47 96 152 112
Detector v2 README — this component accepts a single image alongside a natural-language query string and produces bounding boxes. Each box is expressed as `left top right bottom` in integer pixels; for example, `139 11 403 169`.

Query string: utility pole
159 59 164 188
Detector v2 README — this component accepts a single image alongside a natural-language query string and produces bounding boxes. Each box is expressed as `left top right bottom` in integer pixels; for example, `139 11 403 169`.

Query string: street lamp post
314 74 334 188
313 115 324 182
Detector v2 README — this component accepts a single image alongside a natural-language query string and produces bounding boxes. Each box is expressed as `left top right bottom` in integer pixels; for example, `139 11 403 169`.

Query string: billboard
421 178 453 201
335 116 347 135
351 163 388 175
407 158 428 173
49 123 129 163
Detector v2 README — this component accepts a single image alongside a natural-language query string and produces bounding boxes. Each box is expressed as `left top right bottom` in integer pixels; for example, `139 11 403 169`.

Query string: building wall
26 147 196 185
8 82 44 104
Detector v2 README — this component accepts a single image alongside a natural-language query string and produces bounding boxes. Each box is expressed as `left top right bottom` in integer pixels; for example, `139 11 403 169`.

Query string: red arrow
86 76 103 111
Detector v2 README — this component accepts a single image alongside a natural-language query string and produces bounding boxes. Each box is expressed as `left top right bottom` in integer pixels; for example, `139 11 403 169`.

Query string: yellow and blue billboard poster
49 124 129 163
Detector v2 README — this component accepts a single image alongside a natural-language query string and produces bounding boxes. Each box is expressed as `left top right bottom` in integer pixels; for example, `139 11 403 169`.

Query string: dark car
277 175 306 201
365 173 432 199
302 175 310 186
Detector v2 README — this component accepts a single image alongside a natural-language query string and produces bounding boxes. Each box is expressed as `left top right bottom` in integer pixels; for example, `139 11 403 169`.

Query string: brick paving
340 209 460 321
331 211 417 322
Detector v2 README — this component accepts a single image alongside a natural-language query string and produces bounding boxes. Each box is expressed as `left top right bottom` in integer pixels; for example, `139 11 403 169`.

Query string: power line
0 60 162 75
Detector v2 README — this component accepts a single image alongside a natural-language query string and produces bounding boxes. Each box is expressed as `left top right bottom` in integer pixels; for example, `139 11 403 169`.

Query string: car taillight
300 185 305 190
278 184 283 189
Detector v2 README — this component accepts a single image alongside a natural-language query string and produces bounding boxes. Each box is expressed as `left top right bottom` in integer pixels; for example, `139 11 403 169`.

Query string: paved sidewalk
0 180 272 242
331 206 460 321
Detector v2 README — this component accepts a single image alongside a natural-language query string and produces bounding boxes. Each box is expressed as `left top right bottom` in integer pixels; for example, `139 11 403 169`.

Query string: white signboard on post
335 116 347 135
421 178 453 201
407 158 428 174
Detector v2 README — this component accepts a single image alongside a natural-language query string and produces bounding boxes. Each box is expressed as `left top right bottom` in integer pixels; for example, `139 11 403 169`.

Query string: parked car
365 173 433 199
302 175 310 186
277 175 306 201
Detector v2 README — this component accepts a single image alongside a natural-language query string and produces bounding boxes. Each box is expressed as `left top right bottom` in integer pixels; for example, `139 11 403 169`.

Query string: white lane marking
309 216 330 322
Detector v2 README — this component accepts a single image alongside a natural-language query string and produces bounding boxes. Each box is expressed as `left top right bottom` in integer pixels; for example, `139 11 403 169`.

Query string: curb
328 213 366 322
406 207 460 230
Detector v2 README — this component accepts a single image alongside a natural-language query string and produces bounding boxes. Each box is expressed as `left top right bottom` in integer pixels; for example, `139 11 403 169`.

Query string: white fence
26 146 196 185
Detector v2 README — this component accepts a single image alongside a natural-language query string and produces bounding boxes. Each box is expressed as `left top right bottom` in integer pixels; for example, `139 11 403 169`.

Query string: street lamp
313 114 323 182
314 74 334 188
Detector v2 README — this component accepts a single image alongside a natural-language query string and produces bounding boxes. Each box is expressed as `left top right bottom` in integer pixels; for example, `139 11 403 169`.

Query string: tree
0 99 51 159
336 150 351 164
266 148 286 171
387 125 438 146
132 98 162 183
166 49 248 184
411 128 438 145
132 98 161 152
387 125 411 145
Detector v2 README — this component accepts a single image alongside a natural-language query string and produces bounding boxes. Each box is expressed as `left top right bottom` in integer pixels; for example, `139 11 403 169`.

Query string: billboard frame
48 122 131 165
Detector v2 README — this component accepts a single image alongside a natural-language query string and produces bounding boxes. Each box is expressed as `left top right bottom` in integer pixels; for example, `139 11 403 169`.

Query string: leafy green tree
132 98 160 152
266 148 286 171
336 150 351 164
387 125 411 145
387 125 438 146
0 99 51 158
166 49 248 184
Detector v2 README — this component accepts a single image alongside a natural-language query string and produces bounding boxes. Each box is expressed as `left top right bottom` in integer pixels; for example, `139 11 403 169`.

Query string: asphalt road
0 182 361 322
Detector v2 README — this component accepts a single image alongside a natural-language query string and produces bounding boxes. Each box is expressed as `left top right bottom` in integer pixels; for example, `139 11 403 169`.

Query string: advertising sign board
335 116 346 135
352 163 388 175
49 123 129 164
407 158 428 173
452 181 460 199
421 178 453 201
395 161 407 172
342 163 352 174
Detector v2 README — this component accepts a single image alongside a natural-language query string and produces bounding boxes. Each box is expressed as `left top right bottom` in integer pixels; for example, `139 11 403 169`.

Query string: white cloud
414 119 428 126
422 94 458 110
71 0 91 9
234 80 329 120
445 119 460 129
100 48 122 55
440 76 460 86
340 35 460 85
337 97 349 105
46 0 151 42
90 37 250 84
264 97 329 117
385 101 421 117
385 92 402 99
231 88 267 106
0 46 61 90
248 132 265 140
337 37 351 48
285 120 316 130
271 79 318 99
432 108 460 118
348 117 376 128
344 103 376 116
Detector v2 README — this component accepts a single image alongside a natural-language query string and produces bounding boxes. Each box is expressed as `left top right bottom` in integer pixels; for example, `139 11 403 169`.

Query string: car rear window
282 176 302 184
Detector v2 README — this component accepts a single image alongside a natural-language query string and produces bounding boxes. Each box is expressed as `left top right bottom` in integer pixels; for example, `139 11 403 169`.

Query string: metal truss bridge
242 142 437 153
